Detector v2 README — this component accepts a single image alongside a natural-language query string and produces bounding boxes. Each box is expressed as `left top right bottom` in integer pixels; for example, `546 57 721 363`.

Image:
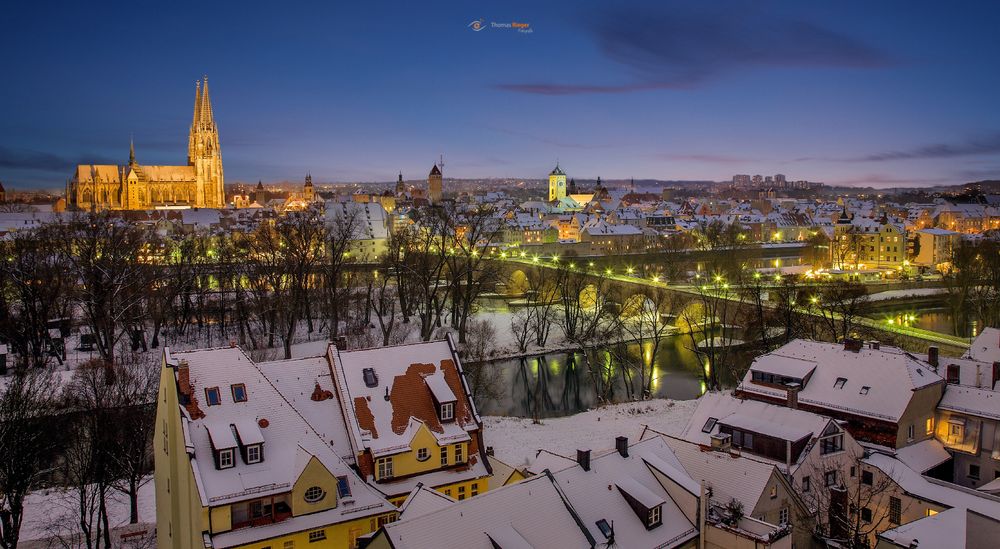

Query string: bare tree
814 281 870 341
321 203 362 340
809 455 908 548
615 287 675 398
445 205 503 343
0 368 60 549
461 318 503 404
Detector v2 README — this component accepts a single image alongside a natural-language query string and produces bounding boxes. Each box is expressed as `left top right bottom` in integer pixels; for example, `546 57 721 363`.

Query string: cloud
488 126 617 149
498 5 893 95
852 133 1000 162
657 153 749 164
0 146 118 173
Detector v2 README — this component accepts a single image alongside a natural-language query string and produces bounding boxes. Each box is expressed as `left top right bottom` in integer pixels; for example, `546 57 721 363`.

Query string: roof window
834 377 847 389
363 368 378 388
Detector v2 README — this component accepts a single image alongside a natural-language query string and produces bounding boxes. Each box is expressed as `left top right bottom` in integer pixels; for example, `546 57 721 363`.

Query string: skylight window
702 417 718 433
596 519 613 539
834 377 847 389
231 383 247 403
363 368 378 388
859 386 870 395
205 387 222 406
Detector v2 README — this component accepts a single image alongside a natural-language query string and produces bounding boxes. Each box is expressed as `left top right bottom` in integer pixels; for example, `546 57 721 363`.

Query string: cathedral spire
200 76 214 128
129 135 136 165
192 80 202 128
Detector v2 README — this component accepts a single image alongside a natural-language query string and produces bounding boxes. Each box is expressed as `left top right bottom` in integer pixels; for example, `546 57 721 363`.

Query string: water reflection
872 307 978 338
478 334 732 418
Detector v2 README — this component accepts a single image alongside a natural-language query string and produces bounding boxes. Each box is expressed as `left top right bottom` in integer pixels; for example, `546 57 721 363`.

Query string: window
444 488 452 497
926 417 935 435
648 504 662 527
802 477 810 492
824 470 837 487
337 476 351 498
440 402 454 421
889 496 901 524
376 457 393 480
950 424 963 437
440 447 448 467
770 485 777 499
205 387 221 406
743 432 754 450
457 485 466 501
363 368 378 388
416 448 430 461
702 417 718 433
471 482 479 497
308 530 327 543
970 464 981 480
907 424 915 441
246 444 262 464
596 519 613 539
219 449 234 469
231 383 247 403
834 377 847 389
859 386 870 395
779 507 789 525
821 434 844 455
455 444 464 463
946 364 960 384
850 466 857 478
862 470 874 486
861 507 873 523
283 541 294 549
304 486 325 503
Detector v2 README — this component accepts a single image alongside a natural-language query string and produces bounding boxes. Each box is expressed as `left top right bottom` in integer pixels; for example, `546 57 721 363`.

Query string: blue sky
2 0 1000 189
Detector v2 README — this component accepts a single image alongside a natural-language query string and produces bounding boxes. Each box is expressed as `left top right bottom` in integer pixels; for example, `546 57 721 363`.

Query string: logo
468 19 485 32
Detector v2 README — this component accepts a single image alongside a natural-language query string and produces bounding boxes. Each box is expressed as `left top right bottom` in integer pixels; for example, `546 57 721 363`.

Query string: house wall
791 428 866 527
895 383 944 449
858 462 948 547
704 523 792 549
937 411 1000 489
155 358 209 549
751 472 811 549
292 456 341 517
228 512 396 549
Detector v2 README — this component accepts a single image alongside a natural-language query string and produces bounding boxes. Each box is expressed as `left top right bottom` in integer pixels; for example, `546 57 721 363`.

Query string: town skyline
3 1 1000 189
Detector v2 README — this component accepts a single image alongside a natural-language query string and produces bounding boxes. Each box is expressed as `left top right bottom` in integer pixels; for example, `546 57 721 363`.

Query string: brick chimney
615 436 629 458
928 346 939 368
843 338 862 353
577 449 591 471
786 382 801 409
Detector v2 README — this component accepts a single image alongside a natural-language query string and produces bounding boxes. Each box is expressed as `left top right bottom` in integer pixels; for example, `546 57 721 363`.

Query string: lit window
231 384 247 403
304 486 325 503
926 418 934 435
308 530 326 543
440 402 454 421
417 448 429 461
337 476 351 498
218 448 234 469
205 387 221 406
246 444 262 464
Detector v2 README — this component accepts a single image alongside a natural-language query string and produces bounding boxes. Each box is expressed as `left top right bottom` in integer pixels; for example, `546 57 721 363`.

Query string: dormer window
440 402 455 422
231 383 247 403
219 448 235 469
246 444 262 464
205 387 222 406
647 505 662 528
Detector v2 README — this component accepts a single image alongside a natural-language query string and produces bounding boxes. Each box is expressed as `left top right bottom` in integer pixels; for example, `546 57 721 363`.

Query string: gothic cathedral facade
67 77 225 210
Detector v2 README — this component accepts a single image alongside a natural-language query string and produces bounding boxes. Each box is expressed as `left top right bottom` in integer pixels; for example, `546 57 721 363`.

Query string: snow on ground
483 398 698 468
868 287 947 302
19 476 156 545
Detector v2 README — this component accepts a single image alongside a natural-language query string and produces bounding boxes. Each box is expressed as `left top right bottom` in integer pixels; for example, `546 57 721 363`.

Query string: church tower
188 77 225 208
428 163 443 203
395 172 405 196
548 163 566 202
304 173 315 202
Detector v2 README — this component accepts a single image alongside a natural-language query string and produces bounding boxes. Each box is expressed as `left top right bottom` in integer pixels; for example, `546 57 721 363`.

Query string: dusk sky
3 0 1000 190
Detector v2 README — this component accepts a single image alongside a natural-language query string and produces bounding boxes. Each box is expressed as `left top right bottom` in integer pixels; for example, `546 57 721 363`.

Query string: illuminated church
67 77 225 210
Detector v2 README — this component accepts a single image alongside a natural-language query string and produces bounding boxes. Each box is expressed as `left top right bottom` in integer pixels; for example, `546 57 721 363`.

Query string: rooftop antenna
438 154 445 171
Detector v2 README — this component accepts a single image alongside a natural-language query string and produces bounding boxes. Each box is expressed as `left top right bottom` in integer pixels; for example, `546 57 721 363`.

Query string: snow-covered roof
739 340 943 422
894 438 952 474
377 473 594 549
546 437 698 548
876 507 970 549
163 346 394 545
864 451 1000 519
661 435 780 514
938 384 1000 421
396 482 457 521
748 354 817 380
966 328 1000 364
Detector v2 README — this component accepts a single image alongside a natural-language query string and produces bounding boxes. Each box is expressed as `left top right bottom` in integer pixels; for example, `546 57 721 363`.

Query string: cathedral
66 77 225 210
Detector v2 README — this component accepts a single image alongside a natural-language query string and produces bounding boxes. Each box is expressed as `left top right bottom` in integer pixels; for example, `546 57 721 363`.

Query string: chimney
577 449 591 471
615 436 629 458
486 446 494 457
869 340 880 350
976 364 983 388
710 432 732 451
786 382 801 410
843 338 862 353
928 346 939 368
